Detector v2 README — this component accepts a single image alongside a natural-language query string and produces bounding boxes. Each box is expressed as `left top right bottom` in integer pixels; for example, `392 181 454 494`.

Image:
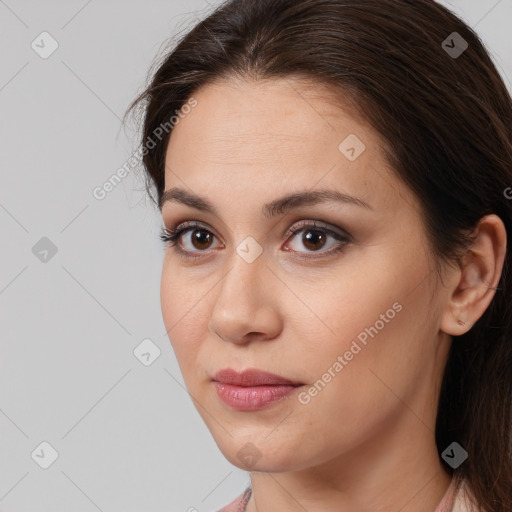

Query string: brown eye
190 229 214 250
284 221 351 257
160 221 221 254
301 230 328 251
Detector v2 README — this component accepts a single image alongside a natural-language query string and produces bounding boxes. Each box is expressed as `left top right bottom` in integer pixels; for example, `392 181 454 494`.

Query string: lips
212 368 303 387
211 368 304 411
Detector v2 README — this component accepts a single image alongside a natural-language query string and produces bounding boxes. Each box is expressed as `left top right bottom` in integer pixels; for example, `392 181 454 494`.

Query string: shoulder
216 487 252 512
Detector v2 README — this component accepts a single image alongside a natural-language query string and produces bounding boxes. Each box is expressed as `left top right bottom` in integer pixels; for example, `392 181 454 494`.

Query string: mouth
211 368 304 411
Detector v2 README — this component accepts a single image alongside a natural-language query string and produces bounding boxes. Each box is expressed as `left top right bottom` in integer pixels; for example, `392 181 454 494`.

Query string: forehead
169 77 372 153
164 77 411 215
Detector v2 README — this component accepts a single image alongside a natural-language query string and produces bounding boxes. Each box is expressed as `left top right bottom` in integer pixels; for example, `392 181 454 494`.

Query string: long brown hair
124 1 512 509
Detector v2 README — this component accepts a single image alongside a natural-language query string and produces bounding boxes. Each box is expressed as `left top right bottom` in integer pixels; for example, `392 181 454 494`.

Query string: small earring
457 319 466 326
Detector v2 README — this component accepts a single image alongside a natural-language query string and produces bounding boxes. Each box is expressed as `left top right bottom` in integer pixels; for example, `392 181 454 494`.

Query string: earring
457 319 466 326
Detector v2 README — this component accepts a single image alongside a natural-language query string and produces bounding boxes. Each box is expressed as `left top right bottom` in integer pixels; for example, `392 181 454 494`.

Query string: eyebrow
159 187 373 217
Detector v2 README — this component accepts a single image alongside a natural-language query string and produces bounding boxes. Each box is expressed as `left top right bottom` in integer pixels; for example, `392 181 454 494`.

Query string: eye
283 220 351 259
160 219 351 260
160 221 222 258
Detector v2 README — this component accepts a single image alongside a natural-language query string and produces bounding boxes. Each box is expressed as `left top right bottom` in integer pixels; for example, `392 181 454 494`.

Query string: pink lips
212 368 304 411
213 368 302 386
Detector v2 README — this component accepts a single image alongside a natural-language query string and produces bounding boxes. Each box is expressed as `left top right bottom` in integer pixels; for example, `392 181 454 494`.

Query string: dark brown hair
124 0 512 509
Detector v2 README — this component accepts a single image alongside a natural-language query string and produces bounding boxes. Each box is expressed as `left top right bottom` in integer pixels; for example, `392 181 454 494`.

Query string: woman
125 0 512 510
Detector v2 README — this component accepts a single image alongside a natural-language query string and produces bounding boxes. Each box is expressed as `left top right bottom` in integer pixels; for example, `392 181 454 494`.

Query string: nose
208 253 282 345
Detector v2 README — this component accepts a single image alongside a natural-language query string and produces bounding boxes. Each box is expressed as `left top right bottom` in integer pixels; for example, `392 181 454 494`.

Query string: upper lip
212 368 303 387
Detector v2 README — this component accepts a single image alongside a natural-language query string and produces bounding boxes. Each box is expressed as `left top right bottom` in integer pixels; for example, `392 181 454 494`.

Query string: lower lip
213 382 302 411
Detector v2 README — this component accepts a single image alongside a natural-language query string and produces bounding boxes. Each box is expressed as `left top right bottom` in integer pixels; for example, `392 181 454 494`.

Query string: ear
440 214 507 336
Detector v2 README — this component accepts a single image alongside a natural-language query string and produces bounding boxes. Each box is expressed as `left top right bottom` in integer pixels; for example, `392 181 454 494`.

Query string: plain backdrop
0 0 511 510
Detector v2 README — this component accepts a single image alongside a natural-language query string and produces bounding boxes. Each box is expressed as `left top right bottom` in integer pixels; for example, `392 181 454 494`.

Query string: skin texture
160 77 507 512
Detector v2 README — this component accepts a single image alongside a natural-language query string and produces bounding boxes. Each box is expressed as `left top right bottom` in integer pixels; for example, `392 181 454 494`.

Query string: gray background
0 1 510 511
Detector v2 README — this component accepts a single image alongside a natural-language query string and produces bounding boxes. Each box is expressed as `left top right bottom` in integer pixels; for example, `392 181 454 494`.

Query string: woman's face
160 77 452 473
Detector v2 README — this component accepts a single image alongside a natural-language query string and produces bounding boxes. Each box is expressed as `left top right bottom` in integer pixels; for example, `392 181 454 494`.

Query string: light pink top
435 478 480 512
217 477 480 512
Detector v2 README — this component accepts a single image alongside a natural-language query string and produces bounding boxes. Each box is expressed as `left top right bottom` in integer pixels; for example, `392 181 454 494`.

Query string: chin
214 434 307 473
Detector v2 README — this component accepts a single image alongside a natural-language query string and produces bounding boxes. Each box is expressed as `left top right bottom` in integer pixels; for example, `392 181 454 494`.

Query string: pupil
304 230 325 250
193 229 212 249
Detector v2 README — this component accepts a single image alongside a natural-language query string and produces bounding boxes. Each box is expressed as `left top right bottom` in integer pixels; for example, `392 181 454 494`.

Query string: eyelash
159 220 351 261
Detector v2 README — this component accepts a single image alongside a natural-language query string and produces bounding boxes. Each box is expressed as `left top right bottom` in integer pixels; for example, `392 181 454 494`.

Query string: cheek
315 304 431 437
292 253 428 406
160 265 206 368
160 267 181 327
287 261 403 360
291 306 414 460
160 259 206 327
